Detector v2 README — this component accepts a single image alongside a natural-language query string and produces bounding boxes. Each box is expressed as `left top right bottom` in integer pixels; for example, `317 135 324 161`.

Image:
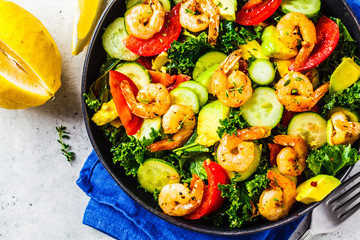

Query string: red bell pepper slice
123 4 182 57
148 70 175 87
184 159 230 219
167 74 191 91
109 70 143 135
289 15 340 72
236 0 281 26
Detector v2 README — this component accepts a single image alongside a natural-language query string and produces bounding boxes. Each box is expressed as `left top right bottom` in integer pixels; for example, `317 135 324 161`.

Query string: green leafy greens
306 144 360 176
167 32 213 75
217 108 250 138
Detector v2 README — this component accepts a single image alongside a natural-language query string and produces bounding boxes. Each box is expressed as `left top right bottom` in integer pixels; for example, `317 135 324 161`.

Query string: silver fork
299 171 360 240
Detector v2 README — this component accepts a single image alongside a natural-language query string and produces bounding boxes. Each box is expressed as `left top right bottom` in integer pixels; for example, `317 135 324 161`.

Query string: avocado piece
91 100 118 126
261 26 298 59
296 175 341 204
274 59 292 77
195 64 219 95
330 58 360 93
196 100 230 147
211 0 237 21
240 40 269 60
227 143 261 181
270 166 298 185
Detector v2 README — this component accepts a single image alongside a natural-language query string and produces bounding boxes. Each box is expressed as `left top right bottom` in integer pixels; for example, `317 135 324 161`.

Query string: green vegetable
83 57 120 111
323 80 360 115
219 182 257 228
217 21 262 54
167 32 213 75
56 126 75 162
217 108 250 138
306 144 360 177
112 128 162 177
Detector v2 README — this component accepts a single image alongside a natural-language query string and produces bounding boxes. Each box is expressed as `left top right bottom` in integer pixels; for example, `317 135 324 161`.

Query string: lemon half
0 0 61 109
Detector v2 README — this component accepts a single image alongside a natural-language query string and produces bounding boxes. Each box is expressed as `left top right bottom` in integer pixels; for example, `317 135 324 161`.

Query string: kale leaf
167 32 214 75
217 108 250 138
111 128 162 177
323 80 360 114
217 21 262 54
219 182 258 228
306 144 360 177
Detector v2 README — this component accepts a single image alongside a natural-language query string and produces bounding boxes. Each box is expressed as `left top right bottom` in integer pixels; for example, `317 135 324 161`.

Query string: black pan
81 0 360 235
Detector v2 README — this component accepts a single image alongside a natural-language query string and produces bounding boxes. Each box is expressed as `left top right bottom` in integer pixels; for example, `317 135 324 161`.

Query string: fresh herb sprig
56 126 75 162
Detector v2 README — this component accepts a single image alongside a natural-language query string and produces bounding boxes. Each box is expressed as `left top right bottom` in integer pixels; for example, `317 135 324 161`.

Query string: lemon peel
72 0 104 55
0 0 62 109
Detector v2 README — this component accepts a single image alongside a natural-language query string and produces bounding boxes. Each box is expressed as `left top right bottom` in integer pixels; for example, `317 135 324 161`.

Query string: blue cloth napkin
347 0 359 17
77 151 303 240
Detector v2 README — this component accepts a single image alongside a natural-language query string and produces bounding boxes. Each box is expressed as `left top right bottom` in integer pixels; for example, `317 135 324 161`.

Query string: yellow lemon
72 0 104 55
0 0 61 109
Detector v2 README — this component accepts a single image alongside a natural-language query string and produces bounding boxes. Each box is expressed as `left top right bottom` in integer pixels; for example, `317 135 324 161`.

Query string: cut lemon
0 0 61 109
72 0 104 55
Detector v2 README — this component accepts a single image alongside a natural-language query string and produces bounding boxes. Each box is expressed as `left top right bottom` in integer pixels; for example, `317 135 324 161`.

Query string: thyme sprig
56 126 75 162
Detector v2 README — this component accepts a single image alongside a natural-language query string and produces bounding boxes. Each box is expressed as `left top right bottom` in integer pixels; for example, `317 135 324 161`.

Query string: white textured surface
0 1 359 240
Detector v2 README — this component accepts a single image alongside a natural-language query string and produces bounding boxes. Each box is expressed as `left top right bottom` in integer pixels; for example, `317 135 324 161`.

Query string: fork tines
326 171 360 222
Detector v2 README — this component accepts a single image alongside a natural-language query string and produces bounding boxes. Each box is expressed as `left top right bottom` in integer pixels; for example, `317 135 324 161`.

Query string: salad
84 0 360 228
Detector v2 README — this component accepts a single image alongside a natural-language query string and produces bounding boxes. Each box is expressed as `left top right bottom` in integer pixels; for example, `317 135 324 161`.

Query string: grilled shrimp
179 0 220 44
211 49 253 107
147 104 196 152
125 0 165 39
217 127 271 172
121 82 170 118
258 170 297 221
330 111 360 145
275 72 329 112
273 135 308 176
159 175 204 216
277 12 316 69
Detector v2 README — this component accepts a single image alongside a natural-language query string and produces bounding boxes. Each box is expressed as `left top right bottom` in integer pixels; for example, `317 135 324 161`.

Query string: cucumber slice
288 112 327 150
137 159 180 193
170 87 200 114
102 17 139 61
326 107 360 122
248 59 275 85
193 51 227 80
133 117 161 140
280 0 321 18
195 64 219 94
125 0 171 11
241 87 283 128
326 119 334 146
115 62 151 90
178 81 208 107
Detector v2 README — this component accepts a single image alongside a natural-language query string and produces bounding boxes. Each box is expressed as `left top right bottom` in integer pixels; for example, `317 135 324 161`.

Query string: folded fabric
347 0 359 17
77 151 303 240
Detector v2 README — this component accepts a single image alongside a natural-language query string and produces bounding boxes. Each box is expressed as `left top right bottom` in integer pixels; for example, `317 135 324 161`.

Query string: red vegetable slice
148 70 175 87
109 71 143 135
167 74 191 91
236 0 281 26
136 57 153 70
123 4 182 56
184 160 230 219
289 15 340 71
